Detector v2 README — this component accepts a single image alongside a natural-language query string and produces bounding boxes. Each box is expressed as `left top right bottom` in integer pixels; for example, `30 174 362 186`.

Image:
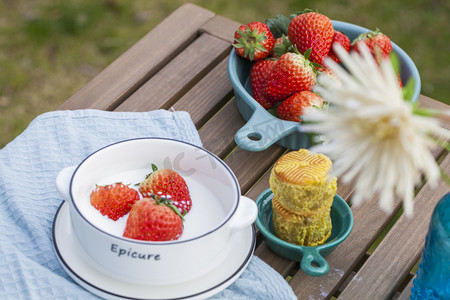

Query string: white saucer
52 202 256 300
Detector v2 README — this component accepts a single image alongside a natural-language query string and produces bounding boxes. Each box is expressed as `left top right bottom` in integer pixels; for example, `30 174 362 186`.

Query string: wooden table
58 4 450 299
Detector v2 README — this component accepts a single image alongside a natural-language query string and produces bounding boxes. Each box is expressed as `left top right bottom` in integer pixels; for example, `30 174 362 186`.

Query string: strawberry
351 29 392 59
250 58 278 108
233 21 275 61
90 182 140 221
328 30 351 63
397 73 403 88
271 35 293 57
263 49 317 103
277 91 324 122
139 164 192 215
123 197 183 241
318 66 339 83
288 11 334 65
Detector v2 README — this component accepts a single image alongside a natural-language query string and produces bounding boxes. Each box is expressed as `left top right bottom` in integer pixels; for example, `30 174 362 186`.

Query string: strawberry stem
150 193 184 221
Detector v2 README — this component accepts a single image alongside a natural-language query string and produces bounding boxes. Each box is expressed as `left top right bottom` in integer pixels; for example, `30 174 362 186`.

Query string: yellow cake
272 197 332 246
269 149 337 214
269 149 336 247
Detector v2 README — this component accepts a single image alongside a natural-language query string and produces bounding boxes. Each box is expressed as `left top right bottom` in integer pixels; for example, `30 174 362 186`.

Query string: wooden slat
115 33 230 112
397 276 415 300
287 190 402 298
198 98 245 158
255 241 298 278
200 15 241 43
245 168 272 201
418 95 450 132
284 96 449 299
172 57 234 127
58 3 215 111
224 145 285 193
338 154 450 299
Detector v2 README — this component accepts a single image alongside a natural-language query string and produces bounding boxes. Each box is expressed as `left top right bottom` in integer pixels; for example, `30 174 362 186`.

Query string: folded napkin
0 109 296 300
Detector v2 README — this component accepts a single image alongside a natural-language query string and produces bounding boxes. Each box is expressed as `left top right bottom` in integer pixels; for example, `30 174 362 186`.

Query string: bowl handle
300 247 329 276
234 109 298 151
55 165 77 206
229 196 258 232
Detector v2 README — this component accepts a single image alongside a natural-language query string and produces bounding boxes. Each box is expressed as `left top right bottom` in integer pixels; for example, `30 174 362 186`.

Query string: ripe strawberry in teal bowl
228 19 421 152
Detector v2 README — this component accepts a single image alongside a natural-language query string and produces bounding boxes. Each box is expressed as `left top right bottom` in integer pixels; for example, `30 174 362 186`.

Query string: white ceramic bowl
55 138 258 285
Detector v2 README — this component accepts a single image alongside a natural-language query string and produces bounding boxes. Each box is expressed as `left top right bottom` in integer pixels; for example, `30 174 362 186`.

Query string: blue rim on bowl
255 188 353 276
228 20 421 152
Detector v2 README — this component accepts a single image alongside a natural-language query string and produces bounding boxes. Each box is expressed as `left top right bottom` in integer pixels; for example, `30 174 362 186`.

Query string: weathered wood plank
281 96 449 299
254 241 297 278
338 154 450 300
287 194 402 298
224 145 285 194
397 276 415 300
58 3 215 111
172 57 234 128
198 98 245 158
115 33 230 112
200 14 241 43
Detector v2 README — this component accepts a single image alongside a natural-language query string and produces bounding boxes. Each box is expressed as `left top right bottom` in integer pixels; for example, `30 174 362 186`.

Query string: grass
1 0 449 149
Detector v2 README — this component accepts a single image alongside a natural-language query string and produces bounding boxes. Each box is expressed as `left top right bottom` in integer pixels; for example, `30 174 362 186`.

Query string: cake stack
269 149 337 247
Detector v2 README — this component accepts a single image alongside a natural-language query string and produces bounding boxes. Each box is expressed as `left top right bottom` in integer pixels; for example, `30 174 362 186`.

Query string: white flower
303 44 450 216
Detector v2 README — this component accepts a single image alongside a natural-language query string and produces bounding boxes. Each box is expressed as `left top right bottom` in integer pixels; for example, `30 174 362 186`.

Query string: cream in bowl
55 138 258 285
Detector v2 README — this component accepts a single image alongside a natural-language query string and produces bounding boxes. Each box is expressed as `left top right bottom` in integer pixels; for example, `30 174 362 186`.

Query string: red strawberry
123 197 183 241
233 21 275 61
351 29 392 59
328 30 351 63
397 72 403 88
90 183 140 221
250 58 278 108
288 12 334 65
277 91 324 122
263 50 317 103
271 35 292 57
139 164 192 215
318 66 339 83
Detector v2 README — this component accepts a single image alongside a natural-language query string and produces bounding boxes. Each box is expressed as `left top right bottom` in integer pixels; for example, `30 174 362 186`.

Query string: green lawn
1 0 449 148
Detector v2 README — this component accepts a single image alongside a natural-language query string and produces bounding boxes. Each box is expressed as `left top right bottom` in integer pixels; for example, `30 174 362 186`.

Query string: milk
76 167 231 241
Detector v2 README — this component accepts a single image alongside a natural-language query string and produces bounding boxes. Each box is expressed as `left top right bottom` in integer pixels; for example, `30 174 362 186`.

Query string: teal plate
228 20 421 152
255 188 353 276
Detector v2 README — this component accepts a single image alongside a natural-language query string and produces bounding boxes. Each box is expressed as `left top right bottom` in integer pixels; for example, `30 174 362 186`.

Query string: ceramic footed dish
228 20 421 152
255 188 353 276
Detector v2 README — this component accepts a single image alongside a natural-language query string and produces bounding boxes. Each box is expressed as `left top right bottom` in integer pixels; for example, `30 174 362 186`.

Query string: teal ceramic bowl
255 188 353 276
228 20 421 152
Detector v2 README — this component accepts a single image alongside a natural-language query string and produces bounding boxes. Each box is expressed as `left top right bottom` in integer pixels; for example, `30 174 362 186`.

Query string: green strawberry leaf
390 52 400 75
411 103 438 117
265 14 291 38
152 193 185 221
303 48 312 59
440 168 450 186
402 78 416 102
267 107 278 117
272 34 293 56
